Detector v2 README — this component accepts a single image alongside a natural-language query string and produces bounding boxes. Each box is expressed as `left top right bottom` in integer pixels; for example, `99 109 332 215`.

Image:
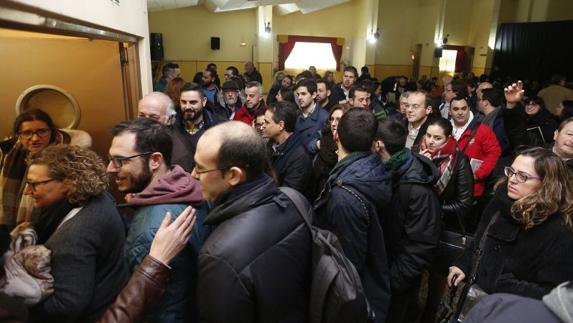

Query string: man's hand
504 80 525 109
149 207 197 266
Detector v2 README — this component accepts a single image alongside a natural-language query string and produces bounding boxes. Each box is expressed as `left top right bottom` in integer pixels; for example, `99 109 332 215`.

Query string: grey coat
31 193 128 323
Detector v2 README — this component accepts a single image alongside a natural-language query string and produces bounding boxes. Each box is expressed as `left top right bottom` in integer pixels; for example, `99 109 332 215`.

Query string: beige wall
6 0 153 93
0 33 126 158
149 6 257 62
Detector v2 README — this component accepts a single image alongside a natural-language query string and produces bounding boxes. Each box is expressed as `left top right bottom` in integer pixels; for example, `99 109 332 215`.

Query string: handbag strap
461 122 480 153
453 211 500 320
468 211 500 284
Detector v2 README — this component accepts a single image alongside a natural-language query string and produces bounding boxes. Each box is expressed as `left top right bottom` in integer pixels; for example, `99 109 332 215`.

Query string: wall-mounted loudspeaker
434 47 443 58
211 37 220 50
150 33 164 60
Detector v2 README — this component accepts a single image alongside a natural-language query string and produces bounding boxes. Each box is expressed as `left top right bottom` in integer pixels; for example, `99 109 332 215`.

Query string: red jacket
457 121 501 196
233 102 265 126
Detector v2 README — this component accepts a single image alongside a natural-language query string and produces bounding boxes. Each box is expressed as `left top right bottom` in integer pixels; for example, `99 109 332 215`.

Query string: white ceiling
147 0 351 15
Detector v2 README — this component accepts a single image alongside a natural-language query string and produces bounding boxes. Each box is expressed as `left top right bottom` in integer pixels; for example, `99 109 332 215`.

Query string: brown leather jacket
98 256 171 323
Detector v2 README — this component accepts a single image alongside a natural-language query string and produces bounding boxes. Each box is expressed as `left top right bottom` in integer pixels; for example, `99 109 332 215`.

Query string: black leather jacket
436 150 474 232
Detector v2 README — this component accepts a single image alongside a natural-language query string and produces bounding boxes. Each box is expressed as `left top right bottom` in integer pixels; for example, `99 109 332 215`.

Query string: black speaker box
211 37 220 50
150 33 164 60
434 47 443 58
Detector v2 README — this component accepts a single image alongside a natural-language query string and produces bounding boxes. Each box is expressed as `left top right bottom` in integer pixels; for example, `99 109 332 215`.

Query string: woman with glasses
24 144 127 322
523 96 558 146
447 147 573 301
0 109 71 230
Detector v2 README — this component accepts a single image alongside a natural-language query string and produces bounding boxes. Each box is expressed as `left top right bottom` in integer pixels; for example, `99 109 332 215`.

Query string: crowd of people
1 61 573 323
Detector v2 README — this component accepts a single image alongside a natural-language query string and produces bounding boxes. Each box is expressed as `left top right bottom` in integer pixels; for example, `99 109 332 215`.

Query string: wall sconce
368 28 380 44
264 22 271 34
436 33 449 47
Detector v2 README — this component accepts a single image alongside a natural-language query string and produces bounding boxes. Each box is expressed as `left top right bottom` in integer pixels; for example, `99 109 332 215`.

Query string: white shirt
452 111 475 141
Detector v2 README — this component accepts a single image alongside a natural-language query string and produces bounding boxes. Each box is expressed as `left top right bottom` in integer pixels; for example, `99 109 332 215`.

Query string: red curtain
278 35 344 71
278 42 296 71
444 45 467 73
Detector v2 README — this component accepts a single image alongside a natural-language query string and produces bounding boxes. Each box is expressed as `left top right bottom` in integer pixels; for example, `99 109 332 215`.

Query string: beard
122 163 153 194
183 108 203 122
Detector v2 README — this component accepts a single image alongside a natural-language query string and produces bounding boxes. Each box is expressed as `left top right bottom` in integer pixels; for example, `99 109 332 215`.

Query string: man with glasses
107 118 210 322
405 90 434 150
192 121 312 323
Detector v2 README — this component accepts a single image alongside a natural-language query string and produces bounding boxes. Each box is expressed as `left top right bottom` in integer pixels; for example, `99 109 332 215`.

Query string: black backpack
279 187 370 323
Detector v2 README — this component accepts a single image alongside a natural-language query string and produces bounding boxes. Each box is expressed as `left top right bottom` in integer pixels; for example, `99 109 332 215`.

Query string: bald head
138 92 176 126
200 121 267 180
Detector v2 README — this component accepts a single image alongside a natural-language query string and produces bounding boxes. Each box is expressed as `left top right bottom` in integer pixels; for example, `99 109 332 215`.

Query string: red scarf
420 136 458 194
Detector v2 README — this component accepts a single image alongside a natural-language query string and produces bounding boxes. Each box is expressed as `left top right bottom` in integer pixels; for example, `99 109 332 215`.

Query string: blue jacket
314 152 392 323
125 203 210 323
295 103 328 155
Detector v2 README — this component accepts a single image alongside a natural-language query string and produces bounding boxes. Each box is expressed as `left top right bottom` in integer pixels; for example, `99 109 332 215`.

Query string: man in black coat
262 101 312 193
192 121 312 323
374 118 442 323
314 108 392 323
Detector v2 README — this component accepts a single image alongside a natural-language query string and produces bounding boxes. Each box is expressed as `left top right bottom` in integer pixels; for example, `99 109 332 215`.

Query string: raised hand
504 80 525 107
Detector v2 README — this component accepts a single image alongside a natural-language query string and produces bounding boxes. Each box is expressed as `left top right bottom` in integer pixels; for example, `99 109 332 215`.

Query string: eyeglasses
18 128 51 139
193 167 229 175
504 166 541 183
108 152 153 168
26 178 56 191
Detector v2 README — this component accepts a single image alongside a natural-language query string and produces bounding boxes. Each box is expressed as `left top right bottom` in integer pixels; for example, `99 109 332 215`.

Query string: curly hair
27 144 108 205
499 147 573 229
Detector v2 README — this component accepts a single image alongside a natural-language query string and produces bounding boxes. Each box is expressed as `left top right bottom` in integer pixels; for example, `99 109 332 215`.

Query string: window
439 49 458 75
284 42 337 70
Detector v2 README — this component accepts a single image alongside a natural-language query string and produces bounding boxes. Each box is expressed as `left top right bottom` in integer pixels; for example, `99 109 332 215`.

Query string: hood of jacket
543 281 573 323
127 165 204 206
327 152 392 209
398 151 440 185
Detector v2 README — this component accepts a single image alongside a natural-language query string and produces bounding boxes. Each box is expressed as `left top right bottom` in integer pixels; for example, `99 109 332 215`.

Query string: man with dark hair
192 121 311 323
314 108 392 323
179 82 222 162
243 61 263 84
294 79 328 155
349 85 372 111
224 66 244 88
137 92 196 172
373 118 441 323
107 118 210 322
154 63 180 92
316 79 334 111
358 65 372 82
405 90 433 150
330 65 358 104
233 81 266 125
262 101 312 193
439 78 468 118
538 74 573 116
553 117 573 172
478 87 511 152
451 95 501 197
202 68 220 105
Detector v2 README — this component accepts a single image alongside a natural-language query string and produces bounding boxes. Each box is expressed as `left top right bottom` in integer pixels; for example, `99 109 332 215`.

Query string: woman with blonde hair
448 147 573 309
25 144 126 322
